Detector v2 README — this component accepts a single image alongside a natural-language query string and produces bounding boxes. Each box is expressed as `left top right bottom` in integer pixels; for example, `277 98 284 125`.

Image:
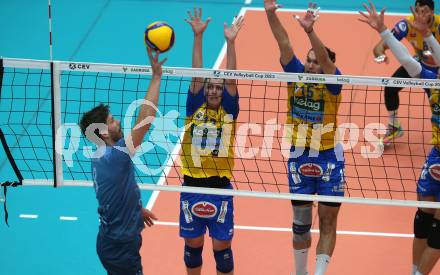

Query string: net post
51 61 63 187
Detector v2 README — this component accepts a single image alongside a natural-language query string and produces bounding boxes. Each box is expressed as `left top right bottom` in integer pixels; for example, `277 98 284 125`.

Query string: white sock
412 265 418 275
388 110 399 127
294 248 309 275
415 270 423 275
314 254 330 275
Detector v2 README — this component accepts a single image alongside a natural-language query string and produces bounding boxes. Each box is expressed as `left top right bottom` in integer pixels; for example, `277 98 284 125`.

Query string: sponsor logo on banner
212 70 276 80
162 68 175 74
299 163 323 177
381 78 390 85
191 201 218 218
69 63 90 70
336 77 350 84
128 67 150 73
429 164 440 181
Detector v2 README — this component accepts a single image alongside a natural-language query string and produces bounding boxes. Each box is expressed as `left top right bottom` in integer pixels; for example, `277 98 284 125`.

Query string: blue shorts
417 147 440 201
288 147 345 196
96 233 143 275
179 185 234 241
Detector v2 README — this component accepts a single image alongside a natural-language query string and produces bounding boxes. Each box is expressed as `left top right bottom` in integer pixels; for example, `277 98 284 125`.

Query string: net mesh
0 58 438 206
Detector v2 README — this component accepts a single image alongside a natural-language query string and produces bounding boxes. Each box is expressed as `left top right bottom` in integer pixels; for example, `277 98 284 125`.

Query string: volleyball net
1 57 439 208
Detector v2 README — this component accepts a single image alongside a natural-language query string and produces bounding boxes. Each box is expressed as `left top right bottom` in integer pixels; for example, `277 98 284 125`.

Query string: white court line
19 214 39 219
146 6 249 211
59 216 78 221
154 221 413 238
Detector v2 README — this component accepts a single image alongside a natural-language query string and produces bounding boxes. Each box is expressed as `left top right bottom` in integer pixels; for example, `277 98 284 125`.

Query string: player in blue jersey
372 0 439 146
361 2 440 274
265 1 344 275
180 8 243 275
79 48 165 275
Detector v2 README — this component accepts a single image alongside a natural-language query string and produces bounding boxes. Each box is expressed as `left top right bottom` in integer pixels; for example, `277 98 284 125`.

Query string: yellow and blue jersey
180 87 239 179
419 67 440 146
392 15 440 68
282 56 343 151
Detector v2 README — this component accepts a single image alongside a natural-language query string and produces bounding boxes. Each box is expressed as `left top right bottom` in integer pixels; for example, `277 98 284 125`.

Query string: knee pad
214 248 234 273
292 205 312 243
427 218 440 249
414 209 434 239
184 245 203 269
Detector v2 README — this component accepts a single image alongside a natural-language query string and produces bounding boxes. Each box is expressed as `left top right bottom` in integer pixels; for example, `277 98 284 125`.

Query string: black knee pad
214 248 234 273
184 245 203 268
414 209 434 239
427 218 440 249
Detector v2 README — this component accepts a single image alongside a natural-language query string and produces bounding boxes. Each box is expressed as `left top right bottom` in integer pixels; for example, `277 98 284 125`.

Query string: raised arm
185 8 211 94
264 0 295 66
359 2 422 77
373 39 390 64
127 48 166 155
296 3 337 74
224 16 244 96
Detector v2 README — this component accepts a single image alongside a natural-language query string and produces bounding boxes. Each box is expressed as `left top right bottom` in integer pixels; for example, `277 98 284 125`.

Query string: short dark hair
79 104 109 139
308 47 336 63
416 0 434 10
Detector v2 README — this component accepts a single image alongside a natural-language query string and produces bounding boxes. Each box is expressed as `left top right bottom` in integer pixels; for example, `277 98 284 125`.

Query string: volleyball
144 21 175 53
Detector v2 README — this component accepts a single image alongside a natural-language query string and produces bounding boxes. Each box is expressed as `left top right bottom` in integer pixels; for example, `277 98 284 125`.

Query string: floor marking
59 216 78 221
154 221 413 238
19 214 39 219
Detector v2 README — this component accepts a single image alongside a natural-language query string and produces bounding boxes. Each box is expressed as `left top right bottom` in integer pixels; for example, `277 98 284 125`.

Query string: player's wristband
374 55 386 63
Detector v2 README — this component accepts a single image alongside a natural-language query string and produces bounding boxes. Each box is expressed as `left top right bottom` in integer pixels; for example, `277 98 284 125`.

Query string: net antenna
48 0 53 62
48 0 63 187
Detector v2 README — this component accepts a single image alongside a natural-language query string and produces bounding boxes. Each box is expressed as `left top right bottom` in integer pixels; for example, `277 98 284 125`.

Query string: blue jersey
92 138 144 241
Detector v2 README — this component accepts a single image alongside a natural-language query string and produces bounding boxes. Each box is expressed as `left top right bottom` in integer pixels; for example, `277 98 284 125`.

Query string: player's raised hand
295 2 320 33
224 16 244 42
358 1 386 33
408 5 431 37
264 0 282 13
147 47 167 79
185 7 211 36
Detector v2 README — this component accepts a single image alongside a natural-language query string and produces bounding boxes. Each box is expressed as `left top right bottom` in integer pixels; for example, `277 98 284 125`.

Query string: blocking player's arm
359 2 422 78
185 8 211 94
373 39 389 59
298 3 337 74
373 18 408 63
224 16 244 97
264 0 295 66
127 48 166 155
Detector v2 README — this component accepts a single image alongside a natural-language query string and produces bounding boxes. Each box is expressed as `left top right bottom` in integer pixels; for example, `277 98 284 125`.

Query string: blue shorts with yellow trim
417 147 440 201
179 184 234 241
288 146 345 196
